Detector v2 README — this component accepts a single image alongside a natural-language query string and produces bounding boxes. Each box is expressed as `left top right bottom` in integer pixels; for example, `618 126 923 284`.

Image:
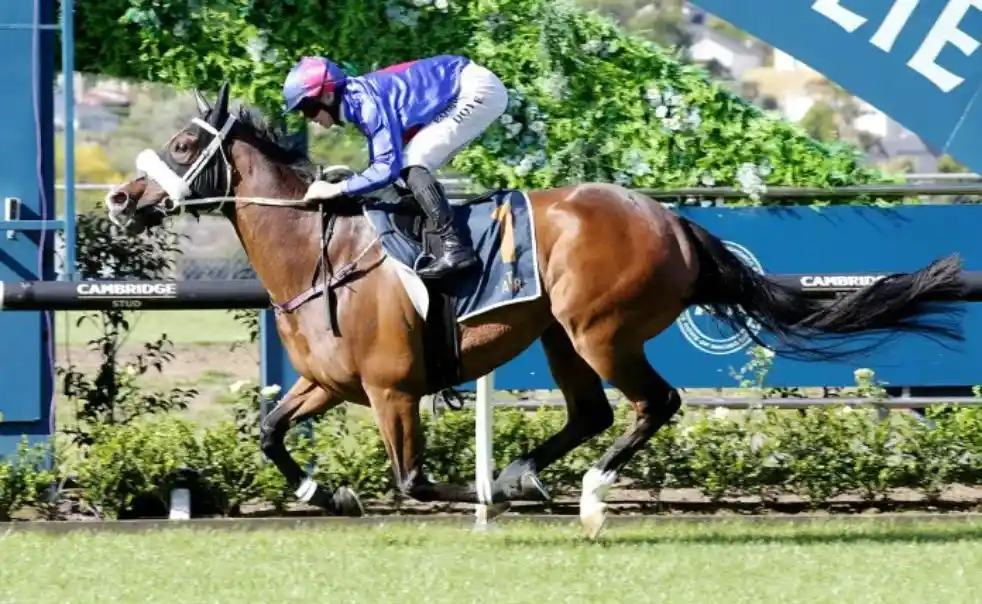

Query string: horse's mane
233 106 320 185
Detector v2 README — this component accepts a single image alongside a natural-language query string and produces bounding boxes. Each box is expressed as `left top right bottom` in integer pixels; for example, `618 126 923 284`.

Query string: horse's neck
231 203 370 306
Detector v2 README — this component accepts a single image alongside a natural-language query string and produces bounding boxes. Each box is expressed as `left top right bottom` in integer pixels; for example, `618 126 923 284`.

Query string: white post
474 371 495 529
168 486 191 521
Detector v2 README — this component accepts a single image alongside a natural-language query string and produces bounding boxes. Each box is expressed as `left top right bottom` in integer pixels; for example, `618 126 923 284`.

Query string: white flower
712 407 729 420
541 72 569 100
613 171 632 186
663 116 682 131
684 108 702 128
735 162 768 202
854 368 875 381
529 120 546 134
385 5 420 27
581 39 603 54
514 163 531 177
260 384 282 399
700 173 716 186
762 453 783 468
519 155 537 170
433 0 449 10
229 380 251 394
644 87 661 106
654 105 668 119
125 364 138 376
499 114 514 125
505 122 523 138
483 14 506 30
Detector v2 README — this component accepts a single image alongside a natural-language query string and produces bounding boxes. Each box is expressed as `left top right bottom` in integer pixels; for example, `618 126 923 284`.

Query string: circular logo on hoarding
677 241 764 356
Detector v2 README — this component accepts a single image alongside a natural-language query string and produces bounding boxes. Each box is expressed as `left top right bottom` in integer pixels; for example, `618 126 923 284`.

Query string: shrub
0 440 59 521
74 417 201 519
10 396 979 521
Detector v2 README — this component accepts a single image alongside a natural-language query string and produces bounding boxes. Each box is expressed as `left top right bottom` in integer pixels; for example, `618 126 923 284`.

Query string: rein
129 115 386 336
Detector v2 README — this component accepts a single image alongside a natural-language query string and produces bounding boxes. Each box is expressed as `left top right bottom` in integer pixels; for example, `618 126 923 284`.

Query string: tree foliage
64 0 893 205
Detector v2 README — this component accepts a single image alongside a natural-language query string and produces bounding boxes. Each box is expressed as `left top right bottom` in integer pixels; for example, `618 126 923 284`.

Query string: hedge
67 0 894 201
4 376 982 521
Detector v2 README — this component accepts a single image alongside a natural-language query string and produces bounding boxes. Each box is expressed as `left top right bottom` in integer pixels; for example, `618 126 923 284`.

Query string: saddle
318 165 494 399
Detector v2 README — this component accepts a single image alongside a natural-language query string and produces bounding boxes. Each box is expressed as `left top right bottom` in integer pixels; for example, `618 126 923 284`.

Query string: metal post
474 371 495 529
60 0 75 280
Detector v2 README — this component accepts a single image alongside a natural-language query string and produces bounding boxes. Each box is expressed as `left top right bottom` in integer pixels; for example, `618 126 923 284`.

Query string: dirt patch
56 343 261 426
59 343 259 382
28 485 982 523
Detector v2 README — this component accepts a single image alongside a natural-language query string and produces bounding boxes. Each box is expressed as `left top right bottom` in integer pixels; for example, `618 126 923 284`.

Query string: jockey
282 54 509 281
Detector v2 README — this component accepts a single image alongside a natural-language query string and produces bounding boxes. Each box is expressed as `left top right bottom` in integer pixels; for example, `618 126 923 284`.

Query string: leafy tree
63 0 892 205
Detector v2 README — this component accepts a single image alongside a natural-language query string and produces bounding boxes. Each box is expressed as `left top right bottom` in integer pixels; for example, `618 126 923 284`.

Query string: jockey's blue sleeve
341 93 404 197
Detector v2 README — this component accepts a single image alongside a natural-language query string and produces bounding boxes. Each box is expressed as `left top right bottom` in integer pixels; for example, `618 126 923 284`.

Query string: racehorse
105 81 967 537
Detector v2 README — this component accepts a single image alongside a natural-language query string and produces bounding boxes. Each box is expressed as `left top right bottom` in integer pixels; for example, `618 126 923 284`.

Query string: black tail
678 217 967 363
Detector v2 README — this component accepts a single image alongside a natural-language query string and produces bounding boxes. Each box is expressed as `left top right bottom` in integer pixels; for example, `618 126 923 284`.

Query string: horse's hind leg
366 385 485 505
572 343 682 538
260 377 364 516
492 322 615 501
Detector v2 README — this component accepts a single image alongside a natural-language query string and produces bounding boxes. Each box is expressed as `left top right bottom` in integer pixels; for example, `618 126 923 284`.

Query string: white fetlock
580 467 617 538
295 476 319 503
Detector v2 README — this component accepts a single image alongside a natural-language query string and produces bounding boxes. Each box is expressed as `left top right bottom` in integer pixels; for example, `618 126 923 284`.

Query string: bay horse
105 81 966 537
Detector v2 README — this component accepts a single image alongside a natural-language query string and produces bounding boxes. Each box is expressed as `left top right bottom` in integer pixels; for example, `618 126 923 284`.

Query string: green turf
1 519 980 603
54 309 251 346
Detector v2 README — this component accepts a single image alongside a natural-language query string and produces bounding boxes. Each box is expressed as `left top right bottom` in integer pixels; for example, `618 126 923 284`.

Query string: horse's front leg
260 376 363 516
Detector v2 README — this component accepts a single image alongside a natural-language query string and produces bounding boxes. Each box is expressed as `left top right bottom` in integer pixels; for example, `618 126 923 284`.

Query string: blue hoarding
263 204 982 393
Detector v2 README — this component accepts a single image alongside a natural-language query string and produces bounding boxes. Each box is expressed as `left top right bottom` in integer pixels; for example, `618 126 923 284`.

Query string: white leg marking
580 467 617 537
295 476 319 503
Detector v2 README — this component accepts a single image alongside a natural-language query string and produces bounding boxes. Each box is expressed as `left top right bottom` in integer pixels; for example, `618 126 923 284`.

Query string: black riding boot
404 166 479 280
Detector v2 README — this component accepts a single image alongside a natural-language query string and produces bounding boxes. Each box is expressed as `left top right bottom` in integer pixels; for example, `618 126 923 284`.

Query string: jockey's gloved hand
304 180 346 201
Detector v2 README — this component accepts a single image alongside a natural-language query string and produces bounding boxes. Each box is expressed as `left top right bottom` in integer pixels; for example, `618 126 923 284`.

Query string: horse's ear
193 89 211 115
212 81 231 125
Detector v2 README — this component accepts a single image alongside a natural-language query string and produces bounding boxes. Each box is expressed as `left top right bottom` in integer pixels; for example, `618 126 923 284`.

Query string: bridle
132 114 239 219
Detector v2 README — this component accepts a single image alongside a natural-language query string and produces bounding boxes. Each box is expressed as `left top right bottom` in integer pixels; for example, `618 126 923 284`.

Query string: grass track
2 518 981 603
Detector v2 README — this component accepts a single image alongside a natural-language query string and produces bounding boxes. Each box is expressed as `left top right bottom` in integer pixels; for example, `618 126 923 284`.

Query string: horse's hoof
494 461 551 502
332 486 365 517
520 472 551 502
475 501 511 529
580 504 608 539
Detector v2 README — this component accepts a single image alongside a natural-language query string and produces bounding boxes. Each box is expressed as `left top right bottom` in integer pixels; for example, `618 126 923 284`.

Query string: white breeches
403 62 509 171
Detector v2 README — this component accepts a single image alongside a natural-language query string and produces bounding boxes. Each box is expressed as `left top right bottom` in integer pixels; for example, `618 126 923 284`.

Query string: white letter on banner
812 0 868 32
909 0 982 93
871 0 921 52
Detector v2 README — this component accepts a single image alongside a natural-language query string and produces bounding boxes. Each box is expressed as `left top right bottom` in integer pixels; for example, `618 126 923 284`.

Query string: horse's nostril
108 190 129 207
